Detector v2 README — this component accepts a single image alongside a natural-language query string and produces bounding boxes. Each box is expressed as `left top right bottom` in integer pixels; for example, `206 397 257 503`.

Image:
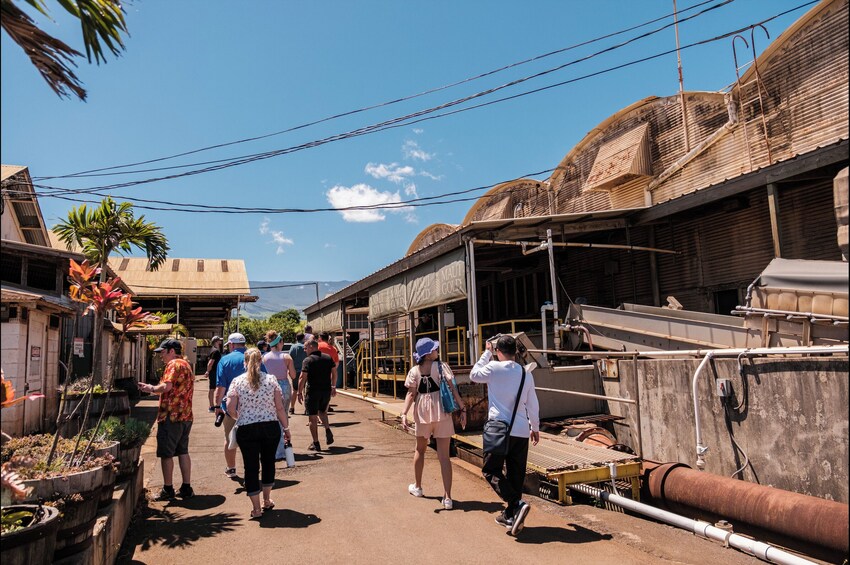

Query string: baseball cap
227 332 246 344
154 338 183 353
211 335 223 343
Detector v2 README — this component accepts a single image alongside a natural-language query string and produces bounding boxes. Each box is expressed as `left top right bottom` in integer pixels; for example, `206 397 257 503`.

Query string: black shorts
208 375 218 390
304 389 331 416
156 420 192 458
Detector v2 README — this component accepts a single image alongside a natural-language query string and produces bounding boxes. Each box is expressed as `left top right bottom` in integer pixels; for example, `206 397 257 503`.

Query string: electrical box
716 378 732 397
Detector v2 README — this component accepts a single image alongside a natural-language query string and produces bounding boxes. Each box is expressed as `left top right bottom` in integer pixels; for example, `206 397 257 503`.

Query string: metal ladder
733 25 774 169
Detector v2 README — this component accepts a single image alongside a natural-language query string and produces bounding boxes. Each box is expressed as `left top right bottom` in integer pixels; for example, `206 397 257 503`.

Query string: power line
30 0 741 194
23 168 555 214
32 0 729 181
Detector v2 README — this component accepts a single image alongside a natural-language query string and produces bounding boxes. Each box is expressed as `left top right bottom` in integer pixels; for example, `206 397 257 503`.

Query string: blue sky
1 0 811 284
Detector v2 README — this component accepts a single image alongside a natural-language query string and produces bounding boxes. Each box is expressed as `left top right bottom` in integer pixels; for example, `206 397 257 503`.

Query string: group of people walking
143 329 540 534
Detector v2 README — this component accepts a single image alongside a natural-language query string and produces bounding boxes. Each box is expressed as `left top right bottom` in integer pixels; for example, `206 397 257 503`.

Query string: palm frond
1 0 86 100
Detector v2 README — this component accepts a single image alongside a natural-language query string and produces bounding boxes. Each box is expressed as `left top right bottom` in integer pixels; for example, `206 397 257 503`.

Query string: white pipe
569 483 817 565
540 303 554 367
546 229 561 352
525 345 848 358
693 351 715 470
466 238 480 359
690 345 846 470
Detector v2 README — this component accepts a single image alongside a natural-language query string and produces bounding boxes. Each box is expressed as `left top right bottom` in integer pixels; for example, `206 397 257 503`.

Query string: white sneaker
442 497 453 510
408 484 423 497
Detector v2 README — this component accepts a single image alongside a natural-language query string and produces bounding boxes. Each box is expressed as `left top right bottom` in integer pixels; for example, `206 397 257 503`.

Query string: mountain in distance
240 280 353 319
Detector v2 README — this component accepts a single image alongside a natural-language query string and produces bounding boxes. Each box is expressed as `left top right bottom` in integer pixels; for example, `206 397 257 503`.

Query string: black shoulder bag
482 366 526 455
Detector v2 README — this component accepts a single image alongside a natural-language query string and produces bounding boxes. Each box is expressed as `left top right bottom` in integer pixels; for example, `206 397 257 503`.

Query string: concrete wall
599 357 849 503
1 320 27 435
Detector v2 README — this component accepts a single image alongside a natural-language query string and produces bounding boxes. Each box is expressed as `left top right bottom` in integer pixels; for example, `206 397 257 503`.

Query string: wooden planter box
60 392 130 438
0 504 61 565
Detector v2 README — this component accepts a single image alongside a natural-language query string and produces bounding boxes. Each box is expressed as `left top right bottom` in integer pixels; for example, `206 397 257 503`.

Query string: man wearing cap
470 334 540 536
204 336 224 413
214 332 266 478
139 339 195 500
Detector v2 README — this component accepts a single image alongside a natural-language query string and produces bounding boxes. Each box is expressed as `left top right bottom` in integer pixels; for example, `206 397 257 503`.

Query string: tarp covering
369 248 467 320
307 303 343 332
755 258 849 294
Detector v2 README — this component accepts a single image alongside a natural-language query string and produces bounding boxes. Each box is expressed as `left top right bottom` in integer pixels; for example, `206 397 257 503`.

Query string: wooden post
767 183 783 258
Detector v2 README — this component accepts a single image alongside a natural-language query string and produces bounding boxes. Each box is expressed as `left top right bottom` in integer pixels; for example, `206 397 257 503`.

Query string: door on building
25 312 47 434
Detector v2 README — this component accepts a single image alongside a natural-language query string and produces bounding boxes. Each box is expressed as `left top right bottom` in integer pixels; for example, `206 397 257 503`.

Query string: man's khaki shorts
223 414 237 444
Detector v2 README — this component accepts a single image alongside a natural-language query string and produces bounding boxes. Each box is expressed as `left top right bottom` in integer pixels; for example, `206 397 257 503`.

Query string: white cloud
404 182 418 198
324 243 336 249
364 162 415 184
403 140 433 161
326 183 412 223
259 217 293 254
412 128 424 134
419 170 443 181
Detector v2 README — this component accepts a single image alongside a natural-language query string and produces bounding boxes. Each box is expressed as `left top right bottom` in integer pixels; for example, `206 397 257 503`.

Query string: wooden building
1 165 81 434
108 256 257 341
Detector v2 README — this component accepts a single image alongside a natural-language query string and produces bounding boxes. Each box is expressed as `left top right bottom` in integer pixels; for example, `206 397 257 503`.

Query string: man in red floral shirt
139 338 195 500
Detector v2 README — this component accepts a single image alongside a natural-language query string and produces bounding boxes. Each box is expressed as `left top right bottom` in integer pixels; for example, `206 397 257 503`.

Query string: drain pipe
569 483 817 565
692 345 847 471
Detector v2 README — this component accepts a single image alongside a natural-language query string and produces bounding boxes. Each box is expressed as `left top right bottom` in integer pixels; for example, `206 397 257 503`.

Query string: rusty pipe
646 463 849 554
571 482 816 565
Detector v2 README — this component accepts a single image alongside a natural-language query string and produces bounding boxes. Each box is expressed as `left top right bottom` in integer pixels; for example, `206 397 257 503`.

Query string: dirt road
118 383 764 565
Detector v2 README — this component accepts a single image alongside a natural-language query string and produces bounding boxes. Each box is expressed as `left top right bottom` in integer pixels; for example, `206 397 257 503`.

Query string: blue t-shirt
216 347 266 410
288 341 307 373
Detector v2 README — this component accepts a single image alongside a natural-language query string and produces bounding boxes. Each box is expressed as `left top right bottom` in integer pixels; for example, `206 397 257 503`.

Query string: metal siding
651 1 848 205
779 179 843 260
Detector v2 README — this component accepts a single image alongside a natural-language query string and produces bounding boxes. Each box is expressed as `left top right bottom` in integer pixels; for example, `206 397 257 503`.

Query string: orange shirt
157 358 194 422
318 340 339 365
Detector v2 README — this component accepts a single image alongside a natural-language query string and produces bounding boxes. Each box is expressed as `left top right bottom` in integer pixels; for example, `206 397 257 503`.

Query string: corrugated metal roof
0 285 76 313
109 256 252 297
110 321 176 334
1 165 27 181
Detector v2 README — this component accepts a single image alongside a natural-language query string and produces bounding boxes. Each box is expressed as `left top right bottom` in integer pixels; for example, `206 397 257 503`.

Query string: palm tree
53 196 169 381
53 196 169 280
1 0 129 100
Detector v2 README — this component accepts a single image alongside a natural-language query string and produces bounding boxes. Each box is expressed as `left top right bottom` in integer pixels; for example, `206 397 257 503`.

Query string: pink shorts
415 417 454 439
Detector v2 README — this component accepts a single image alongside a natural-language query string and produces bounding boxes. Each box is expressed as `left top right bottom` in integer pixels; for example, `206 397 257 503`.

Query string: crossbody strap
506 366 526 435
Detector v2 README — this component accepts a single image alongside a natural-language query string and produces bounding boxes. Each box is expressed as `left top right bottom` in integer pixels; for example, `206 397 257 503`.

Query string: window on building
1 254 22 284
27 258 57 292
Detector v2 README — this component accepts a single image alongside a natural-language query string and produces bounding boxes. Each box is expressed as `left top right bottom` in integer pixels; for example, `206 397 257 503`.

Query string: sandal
250 509 263 519
263 500 275 511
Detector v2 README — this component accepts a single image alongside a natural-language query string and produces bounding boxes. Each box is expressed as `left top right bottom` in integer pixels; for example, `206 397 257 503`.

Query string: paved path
118 380 763 565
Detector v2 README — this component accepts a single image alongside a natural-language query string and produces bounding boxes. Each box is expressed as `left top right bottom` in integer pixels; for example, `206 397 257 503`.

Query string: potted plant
1 462 62 565
86 417 151 480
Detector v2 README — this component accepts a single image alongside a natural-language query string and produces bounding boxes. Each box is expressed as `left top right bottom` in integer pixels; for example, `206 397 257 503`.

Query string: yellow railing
477 319 543 354
354 326 468 397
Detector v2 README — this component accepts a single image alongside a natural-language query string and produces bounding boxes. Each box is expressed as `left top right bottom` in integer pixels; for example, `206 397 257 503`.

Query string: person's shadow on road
233 478 299 495
167 494 226 511
433 499 504 514
513 522 613 545
324 445 364 456
258 508 321 529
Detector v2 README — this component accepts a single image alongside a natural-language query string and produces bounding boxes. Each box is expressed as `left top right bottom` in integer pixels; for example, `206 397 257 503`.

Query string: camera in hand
214 410 224 427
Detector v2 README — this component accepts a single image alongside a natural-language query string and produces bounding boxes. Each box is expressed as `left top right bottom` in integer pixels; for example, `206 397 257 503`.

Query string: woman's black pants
236 420 281 496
